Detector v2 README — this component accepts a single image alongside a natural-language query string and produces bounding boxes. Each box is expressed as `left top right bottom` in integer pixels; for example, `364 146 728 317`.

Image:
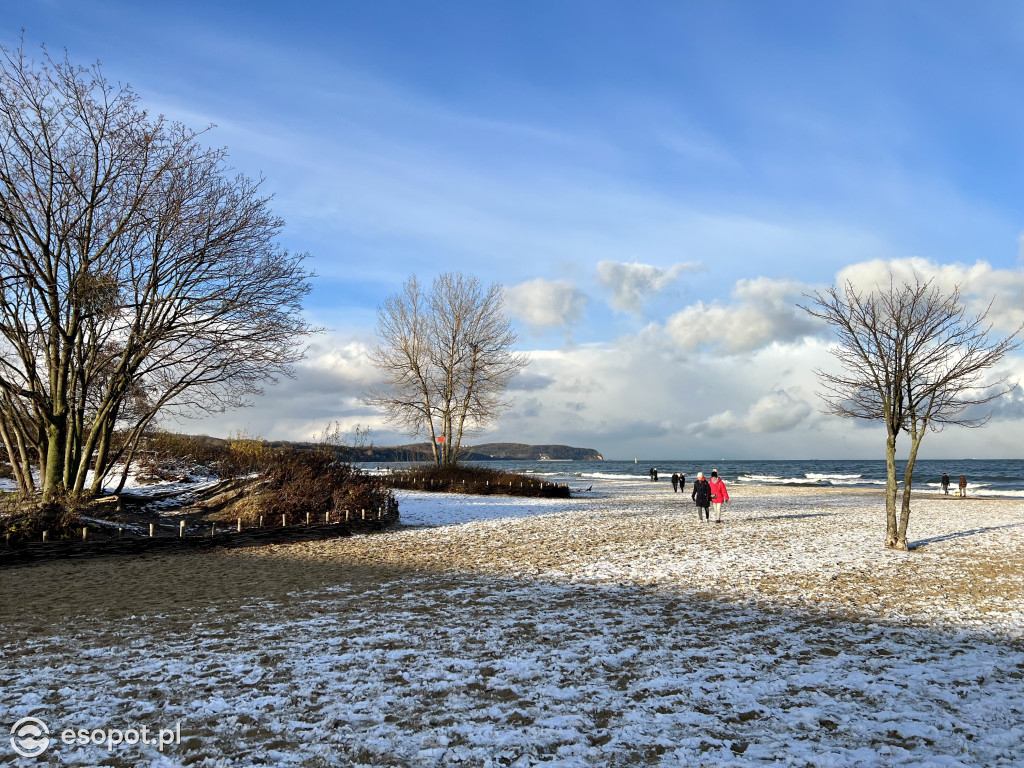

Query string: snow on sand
2 481 1023 766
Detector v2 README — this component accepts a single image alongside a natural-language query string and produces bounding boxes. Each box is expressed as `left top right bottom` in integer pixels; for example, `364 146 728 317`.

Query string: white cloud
505 278 587 332
689 390 813 438
664 277 820 353
596 260 702 316
746 390 814 433
835 258 1024 334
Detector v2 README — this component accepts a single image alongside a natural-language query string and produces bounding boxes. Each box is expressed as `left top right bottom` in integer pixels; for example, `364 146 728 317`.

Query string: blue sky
7 1 1024 458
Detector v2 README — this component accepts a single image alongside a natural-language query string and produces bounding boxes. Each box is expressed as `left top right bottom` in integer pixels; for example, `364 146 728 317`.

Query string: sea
358 458 1024 499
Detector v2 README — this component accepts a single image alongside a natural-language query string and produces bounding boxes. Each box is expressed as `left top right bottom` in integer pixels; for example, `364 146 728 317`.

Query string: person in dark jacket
671 472 680 492
691 471 711 522
941 473 951 495
679 474 686 494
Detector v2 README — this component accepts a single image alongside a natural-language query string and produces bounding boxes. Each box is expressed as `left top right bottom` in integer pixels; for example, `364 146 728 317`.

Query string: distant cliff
323 442 603 463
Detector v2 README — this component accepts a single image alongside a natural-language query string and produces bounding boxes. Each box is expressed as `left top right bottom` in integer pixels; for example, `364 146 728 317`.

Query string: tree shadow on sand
911 521 1024 549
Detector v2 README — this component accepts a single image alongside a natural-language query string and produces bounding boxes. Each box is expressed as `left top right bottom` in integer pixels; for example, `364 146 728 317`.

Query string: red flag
436 435 446 444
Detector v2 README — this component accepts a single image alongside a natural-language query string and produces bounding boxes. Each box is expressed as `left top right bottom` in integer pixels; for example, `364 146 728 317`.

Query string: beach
3 481 1023 766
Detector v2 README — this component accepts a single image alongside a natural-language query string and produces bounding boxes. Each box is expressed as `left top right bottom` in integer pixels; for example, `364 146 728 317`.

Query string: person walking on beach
671 472 680 492
941 473 951 495
959 475 968 497
678 473 686 494
709 469 730 523
692 472 711 522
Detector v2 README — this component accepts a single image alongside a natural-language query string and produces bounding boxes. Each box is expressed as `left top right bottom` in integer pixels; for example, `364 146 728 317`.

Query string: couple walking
692 469 729 523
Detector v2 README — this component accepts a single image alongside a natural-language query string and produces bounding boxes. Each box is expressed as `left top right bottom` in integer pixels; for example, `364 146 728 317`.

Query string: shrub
0 495 82 542
236 448 397 525
388 464 570 497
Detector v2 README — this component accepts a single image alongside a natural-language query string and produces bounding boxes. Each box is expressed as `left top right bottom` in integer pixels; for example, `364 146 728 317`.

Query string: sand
5 483 1019 633
2 482 1023 766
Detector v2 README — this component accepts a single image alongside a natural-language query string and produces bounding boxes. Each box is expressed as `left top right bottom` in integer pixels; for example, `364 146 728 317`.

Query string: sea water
360 458 1024 498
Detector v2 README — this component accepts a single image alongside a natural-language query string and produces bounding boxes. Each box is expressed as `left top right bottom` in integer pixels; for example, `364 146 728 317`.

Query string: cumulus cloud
665 277 820 353
508 372 555 392
596 260 702 316
505 278 587 332
836 258 1024 334
690 389 813 437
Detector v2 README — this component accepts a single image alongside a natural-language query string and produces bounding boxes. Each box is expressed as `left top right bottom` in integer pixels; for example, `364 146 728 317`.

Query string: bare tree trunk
113 420 153 496
884 432 900 549
0 418 29 493
896 422 927 551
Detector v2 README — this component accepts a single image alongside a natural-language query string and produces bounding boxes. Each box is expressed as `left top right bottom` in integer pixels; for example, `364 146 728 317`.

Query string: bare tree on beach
365 273 529 468
0 42 316 505
801 275 1022 550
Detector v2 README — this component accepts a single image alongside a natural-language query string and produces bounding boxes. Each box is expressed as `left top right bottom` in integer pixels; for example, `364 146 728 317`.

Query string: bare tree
0 42 316 505
801 275 1022 550
366 273 529 468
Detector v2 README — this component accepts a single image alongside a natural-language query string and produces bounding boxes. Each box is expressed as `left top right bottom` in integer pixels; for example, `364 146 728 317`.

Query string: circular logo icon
10 717 51 758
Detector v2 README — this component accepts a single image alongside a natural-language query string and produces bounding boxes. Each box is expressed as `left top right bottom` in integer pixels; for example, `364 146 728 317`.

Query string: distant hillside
276 441 603 463
164 434 603 463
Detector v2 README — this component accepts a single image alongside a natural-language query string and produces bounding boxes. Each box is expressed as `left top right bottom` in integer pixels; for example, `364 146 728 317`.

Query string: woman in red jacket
709 468 730 523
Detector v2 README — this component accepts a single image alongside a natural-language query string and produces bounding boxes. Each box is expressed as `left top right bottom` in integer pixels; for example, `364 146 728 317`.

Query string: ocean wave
735 473 887 487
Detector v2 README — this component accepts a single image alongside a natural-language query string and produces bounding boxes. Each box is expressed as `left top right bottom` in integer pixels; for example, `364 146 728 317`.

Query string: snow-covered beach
2 480 1023 766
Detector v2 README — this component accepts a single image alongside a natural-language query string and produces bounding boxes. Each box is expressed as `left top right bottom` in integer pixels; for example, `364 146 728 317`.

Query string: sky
6 1 1024 459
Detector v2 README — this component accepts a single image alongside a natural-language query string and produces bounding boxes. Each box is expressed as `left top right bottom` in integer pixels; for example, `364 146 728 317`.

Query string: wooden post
259 515 263 528
306 512 310 525
149 523 154 537
325 511 330 523
211 523 216 536
377 507 382 519
282 514 286 527
4 532 9 547
82 527 87 541
361 508 365 520
345 509 350 521
179 520 185 537
42 530 48 543
238 518 243 532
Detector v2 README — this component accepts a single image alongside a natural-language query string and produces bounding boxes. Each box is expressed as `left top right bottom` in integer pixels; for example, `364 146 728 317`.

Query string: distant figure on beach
679 474 686 493
671 472 680 492
649 467 658 481
959 475 968 497
709 469 730 523
941 473 951 495
692 472 711 522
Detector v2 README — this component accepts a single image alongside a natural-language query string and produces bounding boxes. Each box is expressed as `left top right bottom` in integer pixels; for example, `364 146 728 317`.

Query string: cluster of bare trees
802 276 1021 550
365 273 528 468
0 44 314 504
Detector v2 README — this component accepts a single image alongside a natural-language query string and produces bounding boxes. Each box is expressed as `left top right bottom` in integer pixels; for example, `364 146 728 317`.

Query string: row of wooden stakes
6 507 390 545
